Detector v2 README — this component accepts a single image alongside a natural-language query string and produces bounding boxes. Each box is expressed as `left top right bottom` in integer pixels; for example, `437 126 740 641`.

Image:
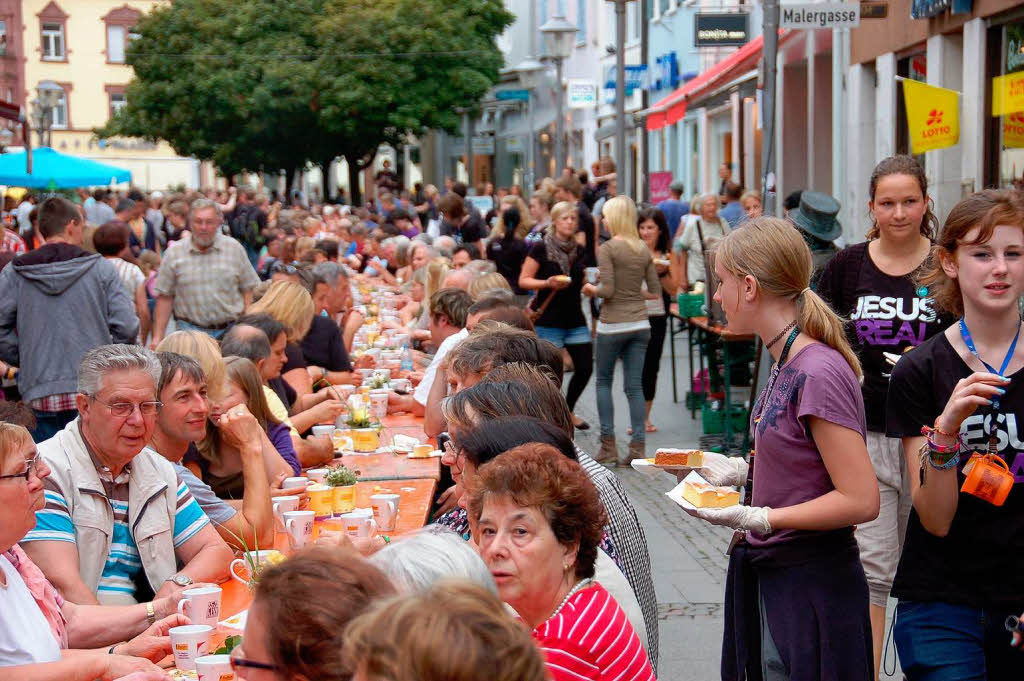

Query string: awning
642 31 791 132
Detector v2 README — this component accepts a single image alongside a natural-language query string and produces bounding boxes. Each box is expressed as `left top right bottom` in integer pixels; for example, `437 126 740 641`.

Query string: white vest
37 419 181 601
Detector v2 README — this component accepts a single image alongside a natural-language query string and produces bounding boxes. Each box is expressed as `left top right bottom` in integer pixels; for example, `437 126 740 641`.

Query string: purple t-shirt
268 422 301 476
747 343 866 548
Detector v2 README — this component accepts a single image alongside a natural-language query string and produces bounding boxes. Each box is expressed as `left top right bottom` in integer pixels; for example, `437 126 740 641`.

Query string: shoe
619 440 645 467
596 435 617 464
573 417 591 431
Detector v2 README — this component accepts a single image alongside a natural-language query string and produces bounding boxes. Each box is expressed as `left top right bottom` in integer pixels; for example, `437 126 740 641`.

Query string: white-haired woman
370 527 497 594
673 192 730 291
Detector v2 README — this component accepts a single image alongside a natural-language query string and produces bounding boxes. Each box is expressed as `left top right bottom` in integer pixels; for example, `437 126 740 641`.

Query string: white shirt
0 555 62 666
674 216 730 284
413 328 469 406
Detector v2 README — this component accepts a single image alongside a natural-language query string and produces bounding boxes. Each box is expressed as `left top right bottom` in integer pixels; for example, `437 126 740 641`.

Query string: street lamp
605 0 634 197
514 56 546 194
33 81 63 147
540 15 576 176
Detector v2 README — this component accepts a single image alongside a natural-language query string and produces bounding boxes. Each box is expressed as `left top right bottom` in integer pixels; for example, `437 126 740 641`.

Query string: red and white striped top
533 582 656 681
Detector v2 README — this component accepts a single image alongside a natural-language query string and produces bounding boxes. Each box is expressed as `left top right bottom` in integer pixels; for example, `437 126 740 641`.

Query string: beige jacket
38 418 181 601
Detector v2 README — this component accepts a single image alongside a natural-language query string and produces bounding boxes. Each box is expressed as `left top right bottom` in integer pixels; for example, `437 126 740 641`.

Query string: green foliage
97 0 513 194
324 465 359 487
214 635 243 655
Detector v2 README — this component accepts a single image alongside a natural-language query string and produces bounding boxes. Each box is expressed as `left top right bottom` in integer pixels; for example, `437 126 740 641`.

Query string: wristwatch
166 574 193 587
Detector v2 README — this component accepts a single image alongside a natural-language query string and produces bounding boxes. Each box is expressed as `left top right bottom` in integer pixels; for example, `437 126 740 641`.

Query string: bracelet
921 425 963 453
932 418 958 438
928 451 961 471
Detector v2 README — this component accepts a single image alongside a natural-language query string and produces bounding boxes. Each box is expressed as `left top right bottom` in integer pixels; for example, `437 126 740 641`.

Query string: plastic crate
701 403 750 435
677 292 706 318
685 391 706 411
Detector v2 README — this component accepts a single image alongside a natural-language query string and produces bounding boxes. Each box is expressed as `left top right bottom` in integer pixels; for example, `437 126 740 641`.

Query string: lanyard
958 318 1019 411
754 326 801 426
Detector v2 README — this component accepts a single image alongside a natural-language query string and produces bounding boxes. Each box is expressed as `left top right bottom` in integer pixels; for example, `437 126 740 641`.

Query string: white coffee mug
369 392 388 419
177 586 222 628
373 368 391 382
283 510 315 549
311 425 333 439
272 495 300 530
281 476 309 491
195 654 235 681
338 511 377 538
169 624 213 671
370 493 401 532
229 550 281 584
306 468 329 484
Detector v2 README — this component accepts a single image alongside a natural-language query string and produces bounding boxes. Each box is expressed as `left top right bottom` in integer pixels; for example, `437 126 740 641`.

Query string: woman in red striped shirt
468 444 655 681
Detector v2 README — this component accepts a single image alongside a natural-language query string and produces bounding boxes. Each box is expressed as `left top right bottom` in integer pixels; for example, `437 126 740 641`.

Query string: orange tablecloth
338 452 441 481
216 477 437 631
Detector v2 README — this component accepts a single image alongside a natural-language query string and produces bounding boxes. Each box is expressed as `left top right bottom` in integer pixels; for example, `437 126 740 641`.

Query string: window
50 88 67 128
41 22 64 60
660 0 670 15
107 25 126 63
576 0 586 43
0 21 7 57
109 92 126 118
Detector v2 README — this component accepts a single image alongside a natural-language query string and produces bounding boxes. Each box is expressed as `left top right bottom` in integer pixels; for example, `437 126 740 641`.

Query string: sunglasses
0 454 39 482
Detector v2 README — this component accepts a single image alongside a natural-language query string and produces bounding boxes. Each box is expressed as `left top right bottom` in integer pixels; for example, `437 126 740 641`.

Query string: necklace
550 578 593 620
765 320 797 350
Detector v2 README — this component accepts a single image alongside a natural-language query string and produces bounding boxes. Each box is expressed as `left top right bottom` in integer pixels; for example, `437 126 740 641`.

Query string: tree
98 0 512 202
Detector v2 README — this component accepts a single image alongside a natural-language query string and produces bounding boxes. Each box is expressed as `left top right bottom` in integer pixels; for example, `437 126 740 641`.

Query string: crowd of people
0 151 1021 681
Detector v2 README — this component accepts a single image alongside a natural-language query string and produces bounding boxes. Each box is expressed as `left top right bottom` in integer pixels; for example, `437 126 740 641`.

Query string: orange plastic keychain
961 453 1014 506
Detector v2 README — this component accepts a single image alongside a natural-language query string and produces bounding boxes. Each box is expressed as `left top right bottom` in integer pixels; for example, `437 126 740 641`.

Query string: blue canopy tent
0 147 131 189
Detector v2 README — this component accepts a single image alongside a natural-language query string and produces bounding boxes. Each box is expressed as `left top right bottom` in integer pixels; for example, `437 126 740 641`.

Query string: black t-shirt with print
525 240 587 330
818 242 948 432
886 332 1024 610
301 314 352 372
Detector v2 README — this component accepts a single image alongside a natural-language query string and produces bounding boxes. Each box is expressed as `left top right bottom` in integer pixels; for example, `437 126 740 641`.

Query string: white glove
682 503 772 534
699 451 749 487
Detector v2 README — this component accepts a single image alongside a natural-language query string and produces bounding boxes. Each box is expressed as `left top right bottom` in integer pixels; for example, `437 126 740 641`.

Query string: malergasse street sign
780 2 861 29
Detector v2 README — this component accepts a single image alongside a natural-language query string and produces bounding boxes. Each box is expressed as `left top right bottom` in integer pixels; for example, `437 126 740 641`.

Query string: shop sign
1002 111 1024 149
780 3 860 29
568 80 597 109
902 79 959 154
649 172 674 204
603 65 648 95
694 14 749 47
496 89 530 102
452 136 495 155
860 2 888 18
505 136 524 153
652 53 680 91
993 72 1024 117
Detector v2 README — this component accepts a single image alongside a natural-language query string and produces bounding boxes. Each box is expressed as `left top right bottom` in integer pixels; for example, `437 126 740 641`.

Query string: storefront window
996 22 1024 190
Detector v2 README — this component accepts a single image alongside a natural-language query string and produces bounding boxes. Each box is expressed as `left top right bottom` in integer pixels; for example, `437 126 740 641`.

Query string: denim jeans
595 329 650 442
174 319 227 340
895 600 1020 681
30 409 77 443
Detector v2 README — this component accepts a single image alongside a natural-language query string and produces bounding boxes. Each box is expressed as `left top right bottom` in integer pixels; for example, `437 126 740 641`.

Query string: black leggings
641 314 668 402
564 342 593 411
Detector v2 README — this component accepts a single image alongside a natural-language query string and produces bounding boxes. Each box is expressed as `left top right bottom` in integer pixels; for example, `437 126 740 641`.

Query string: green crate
685 391 706 411
677 292 705 318
701 403 750 435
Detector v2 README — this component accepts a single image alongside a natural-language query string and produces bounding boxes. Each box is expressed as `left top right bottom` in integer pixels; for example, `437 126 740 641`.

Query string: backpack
229 205 261 247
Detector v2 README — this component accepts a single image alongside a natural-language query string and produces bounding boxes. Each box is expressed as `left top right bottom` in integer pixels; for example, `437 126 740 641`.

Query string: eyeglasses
443 439 466 468
0 454 39 482
89 396 162 418
230 648 281 674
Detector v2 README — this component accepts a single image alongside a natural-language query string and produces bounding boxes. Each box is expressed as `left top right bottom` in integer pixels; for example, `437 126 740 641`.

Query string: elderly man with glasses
20 344 232 608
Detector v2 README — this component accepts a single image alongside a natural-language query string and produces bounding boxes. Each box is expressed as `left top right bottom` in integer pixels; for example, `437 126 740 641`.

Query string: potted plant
325 465 359 514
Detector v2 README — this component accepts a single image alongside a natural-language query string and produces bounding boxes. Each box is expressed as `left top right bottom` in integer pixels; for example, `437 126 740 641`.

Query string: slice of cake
410 444 434 458
682 475 739 509
654 448 704 467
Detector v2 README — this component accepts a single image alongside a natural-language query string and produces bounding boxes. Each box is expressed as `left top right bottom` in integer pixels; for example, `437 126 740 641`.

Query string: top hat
789 191 841 242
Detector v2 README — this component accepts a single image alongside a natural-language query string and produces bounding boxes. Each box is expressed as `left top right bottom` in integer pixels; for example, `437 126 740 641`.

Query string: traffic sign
780 3 860 29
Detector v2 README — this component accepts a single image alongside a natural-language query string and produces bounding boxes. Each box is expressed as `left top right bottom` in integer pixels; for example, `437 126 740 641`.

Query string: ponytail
715 217 862 378
798 288 862 378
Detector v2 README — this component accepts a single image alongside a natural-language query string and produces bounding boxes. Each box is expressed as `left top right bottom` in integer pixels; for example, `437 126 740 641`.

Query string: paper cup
369 392 389 419
391 378 411 392
283 510 315 549
370 493 401 532
306 484 334 520
332 484 356 514
281 476 309 491
358 368 376 380
339 510 377 537
195 654 235 681
373 368 391 382
306 468 330 485
176 586 222 628
170 624 212 671
584 267 600 284
272 495 300 531
311 425 333 439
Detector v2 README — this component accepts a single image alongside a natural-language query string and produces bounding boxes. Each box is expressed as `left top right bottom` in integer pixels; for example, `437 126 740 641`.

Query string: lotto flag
902 79 959 154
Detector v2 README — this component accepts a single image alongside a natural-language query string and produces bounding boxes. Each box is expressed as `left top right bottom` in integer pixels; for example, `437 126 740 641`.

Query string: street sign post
780 3 860 29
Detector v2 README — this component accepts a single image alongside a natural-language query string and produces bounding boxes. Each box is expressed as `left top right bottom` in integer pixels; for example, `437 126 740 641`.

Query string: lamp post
514 56 546 195
540 15 576 176
33 81 63 148
605 0 632 196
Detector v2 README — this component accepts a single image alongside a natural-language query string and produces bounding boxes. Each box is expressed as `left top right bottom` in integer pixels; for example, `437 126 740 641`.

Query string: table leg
723 343 733 449
670 315 678 403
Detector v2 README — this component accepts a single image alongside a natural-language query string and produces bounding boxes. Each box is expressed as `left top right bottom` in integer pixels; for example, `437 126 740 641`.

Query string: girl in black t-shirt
816 155 947 677
886 189 1024 681
519 201 593 433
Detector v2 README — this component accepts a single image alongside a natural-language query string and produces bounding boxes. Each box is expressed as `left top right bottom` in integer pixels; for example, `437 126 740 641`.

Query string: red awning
645 32 789 132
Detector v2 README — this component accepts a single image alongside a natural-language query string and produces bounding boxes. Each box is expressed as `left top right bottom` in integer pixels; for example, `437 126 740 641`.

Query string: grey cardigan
593 238 662 325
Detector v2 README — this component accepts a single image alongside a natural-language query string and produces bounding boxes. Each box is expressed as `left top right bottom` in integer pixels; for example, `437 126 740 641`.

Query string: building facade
18 0 199 189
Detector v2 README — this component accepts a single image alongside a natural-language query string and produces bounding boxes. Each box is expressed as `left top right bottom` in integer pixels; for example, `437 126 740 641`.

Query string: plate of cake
631 448 707 476
666 471 740 511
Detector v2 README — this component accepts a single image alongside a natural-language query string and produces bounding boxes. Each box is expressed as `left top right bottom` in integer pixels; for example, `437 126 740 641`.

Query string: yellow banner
903 79 960 154
1003 111 1024 148
993 72 1024 117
